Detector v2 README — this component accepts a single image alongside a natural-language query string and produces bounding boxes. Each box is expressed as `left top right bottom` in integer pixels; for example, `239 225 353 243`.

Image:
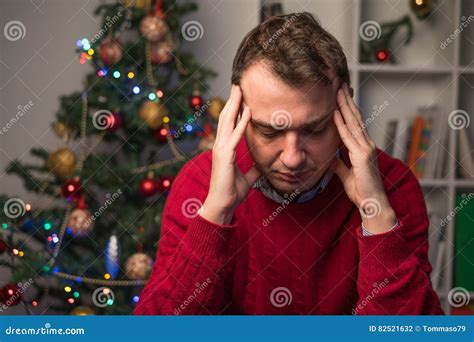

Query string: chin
269 177 317 195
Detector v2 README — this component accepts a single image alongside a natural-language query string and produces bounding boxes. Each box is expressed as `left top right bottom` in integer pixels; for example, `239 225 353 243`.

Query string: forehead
240 62 339 123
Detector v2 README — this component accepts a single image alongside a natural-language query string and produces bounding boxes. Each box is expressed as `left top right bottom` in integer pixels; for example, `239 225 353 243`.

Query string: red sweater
134 137 444 315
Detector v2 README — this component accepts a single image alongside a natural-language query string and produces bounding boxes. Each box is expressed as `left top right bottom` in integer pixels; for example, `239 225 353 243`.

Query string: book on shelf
457 128 474 179
454 193 474 292
383 106 450 179
428 212 447 292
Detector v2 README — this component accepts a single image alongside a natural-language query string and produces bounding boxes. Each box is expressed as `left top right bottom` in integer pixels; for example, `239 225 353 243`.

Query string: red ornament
0 283 22 306
189 92 203 110
139 175 159 197
151 41 174 64
376 49 390 63
61 177 82 201
0 239 7 254
99 38 123 65
106 112 122 132
153 126 168 143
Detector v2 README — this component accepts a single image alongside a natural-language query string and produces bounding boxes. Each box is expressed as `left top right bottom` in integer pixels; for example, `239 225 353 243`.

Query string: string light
67 298 75 304
156 90 164 98
163 116 169 123
44 223 52 231
31 300 38 307
148 93 157 101
113 71 120 79
25 203 32 211
133 296 139 304
73 291 80 298
18 251 24 257
87 48 94 56
104 273 111 280
132 86 140 94
2 223 8 230
64 286 72 293
127 71 135 79
12 249 19 255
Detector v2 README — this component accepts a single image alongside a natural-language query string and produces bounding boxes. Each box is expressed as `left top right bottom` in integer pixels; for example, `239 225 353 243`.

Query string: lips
277 170 310 182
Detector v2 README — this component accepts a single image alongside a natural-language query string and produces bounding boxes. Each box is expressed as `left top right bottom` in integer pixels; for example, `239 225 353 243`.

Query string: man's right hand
198 84 261 225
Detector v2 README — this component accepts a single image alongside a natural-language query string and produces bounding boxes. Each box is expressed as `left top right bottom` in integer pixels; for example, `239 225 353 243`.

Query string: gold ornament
138 101 168 129
125 253 153 280
70 306 95 315
52 122 72 139
139 14 168 42
208 97 226 120
67 208 94 236
122 0 147 9
47 147 77 178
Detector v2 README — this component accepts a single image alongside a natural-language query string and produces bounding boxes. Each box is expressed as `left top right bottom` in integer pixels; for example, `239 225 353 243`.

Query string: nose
279 132 306 170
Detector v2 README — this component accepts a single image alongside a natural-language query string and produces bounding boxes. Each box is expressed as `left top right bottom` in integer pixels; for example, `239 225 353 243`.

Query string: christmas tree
0 0 224 315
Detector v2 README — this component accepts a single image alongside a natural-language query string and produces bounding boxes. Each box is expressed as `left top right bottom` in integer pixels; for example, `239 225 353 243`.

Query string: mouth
276 170 311 183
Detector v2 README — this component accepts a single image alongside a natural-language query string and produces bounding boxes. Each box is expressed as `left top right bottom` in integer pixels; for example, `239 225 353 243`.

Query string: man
135 12 443 315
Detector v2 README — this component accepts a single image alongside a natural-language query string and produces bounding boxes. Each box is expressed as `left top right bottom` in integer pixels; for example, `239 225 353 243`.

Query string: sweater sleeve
354 159 444 315
134 153 236 315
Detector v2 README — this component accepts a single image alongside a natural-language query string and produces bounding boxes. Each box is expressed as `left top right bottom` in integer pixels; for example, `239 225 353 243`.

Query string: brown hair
231 12 350 88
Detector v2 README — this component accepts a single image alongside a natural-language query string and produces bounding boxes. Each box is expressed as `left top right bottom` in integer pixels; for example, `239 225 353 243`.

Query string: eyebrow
250 107 336 130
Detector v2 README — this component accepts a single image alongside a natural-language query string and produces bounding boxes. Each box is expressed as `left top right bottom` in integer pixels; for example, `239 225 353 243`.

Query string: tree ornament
139 171 159 197
105 111 122 132
0 283 22 306
70 306 95 315
47 147 77 178
61 176 82 201
67 198 93 236
150 40 174 64
376 49 391 63
208 97 226 120
99 38 123 65
52 122 72 139
0 239 8 254
189 87 203 110
410 0 433 20
157 175 173 193
105 234 120 280
138 100 168 129
125 252 153 280
139 14 168 42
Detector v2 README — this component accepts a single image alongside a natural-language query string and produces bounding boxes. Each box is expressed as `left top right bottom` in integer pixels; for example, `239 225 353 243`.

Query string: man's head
231 12 351 195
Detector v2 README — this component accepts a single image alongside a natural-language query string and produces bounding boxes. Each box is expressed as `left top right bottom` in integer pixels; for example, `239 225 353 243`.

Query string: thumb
243 165 261 187
329 156 350 184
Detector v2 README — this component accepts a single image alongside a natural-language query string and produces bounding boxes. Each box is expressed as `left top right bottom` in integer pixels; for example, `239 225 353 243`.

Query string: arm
354 163 444 315
134 155 236 315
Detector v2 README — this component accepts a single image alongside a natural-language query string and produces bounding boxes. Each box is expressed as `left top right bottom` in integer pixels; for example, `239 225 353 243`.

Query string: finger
243 165 261 187
215 85 236 141
229 105 251 147
337 88 368 145
333 109 360 151
341 84 371 142
220 85 243 139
